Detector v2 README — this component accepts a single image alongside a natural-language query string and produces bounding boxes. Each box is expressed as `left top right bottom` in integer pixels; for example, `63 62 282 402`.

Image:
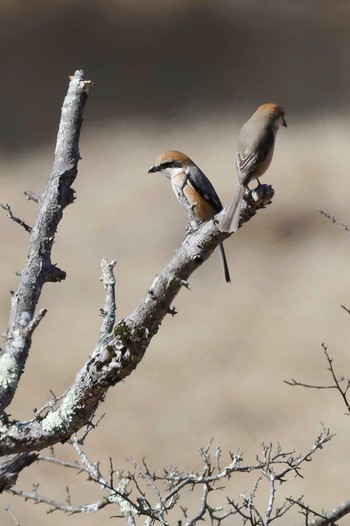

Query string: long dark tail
219 243 231 283
220 183 245 233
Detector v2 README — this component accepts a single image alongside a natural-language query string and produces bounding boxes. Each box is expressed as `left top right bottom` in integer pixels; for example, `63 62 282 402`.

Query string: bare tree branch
8 434 339 525
0 187 272 455
221 182 274 232
0 69 91 413
183 483 209 526
290 496 350 526
319 209 350 235
0 66 348 526
307 498 350 526
0 71 275 486
9 485 110 515
0 203 32 233
4 505 20 526
285 344 350 415
98 259 117 344
23 191 39 203
0 453 38 492
26 308 47 338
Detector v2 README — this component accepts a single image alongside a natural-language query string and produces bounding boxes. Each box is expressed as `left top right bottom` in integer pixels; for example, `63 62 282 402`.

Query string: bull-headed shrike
221 103 287 233
149 150 231 283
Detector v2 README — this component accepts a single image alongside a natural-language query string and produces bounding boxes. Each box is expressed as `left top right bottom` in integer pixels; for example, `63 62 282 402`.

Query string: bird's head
256 103 287 129
148 150 193 178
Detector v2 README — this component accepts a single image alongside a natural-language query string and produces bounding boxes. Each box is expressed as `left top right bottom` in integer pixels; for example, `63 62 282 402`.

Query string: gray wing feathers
237 124 275 184
237 153 261 183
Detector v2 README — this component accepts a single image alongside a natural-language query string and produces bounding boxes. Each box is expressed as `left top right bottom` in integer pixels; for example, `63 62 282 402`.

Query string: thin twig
284 379 337 389
72 437 140 522
8 436 344 525
0 203 32 233
25 308 47 337
24 191 39 203
33 390 66 418
5 505 20 526
37 455 81 471
322 344 350 414
9 486 110 514
319 209 350 234
285 345 350 415
78 413 105 444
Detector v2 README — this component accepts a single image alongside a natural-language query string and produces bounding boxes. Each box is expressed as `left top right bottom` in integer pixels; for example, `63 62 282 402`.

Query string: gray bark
0 69 90 413
0 453 38 492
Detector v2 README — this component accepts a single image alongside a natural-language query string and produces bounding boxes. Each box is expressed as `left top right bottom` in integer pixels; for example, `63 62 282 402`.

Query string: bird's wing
237 126 275 183
237 152 263 176
186 165 223 212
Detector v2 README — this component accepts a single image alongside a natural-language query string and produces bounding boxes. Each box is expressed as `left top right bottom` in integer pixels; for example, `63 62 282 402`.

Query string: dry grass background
1 1 350 524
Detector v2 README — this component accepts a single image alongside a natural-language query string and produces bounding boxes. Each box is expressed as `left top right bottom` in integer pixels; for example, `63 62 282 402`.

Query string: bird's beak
148 165 159 173
282 116 287 128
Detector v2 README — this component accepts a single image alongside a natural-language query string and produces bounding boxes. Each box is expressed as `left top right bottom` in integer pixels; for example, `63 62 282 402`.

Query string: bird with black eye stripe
149 150 231 283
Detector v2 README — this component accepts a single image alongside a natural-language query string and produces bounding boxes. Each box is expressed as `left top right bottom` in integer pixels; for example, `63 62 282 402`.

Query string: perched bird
221 103 287 233
149 150 231 283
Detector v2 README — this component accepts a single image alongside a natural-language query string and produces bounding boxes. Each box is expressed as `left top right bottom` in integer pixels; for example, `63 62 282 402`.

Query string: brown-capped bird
221 103 287 233
149 150 231 283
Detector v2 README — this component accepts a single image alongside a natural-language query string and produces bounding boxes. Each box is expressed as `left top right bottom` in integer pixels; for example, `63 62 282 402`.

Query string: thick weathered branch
0 453 38 492
0 196 269 454
220 182 274 232
0 70 90 413
310 498 350 525
292 497 350 526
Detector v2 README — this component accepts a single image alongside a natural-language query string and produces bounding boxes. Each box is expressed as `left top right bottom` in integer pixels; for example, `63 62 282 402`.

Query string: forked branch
0 72 273 465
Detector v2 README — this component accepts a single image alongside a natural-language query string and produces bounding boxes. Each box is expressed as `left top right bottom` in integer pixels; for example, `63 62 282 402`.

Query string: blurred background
1 0 350 524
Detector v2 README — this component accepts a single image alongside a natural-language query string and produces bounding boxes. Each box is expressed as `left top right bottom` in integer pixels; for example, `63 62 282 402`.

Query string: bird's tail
218 243 231 283
220 183 245 233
